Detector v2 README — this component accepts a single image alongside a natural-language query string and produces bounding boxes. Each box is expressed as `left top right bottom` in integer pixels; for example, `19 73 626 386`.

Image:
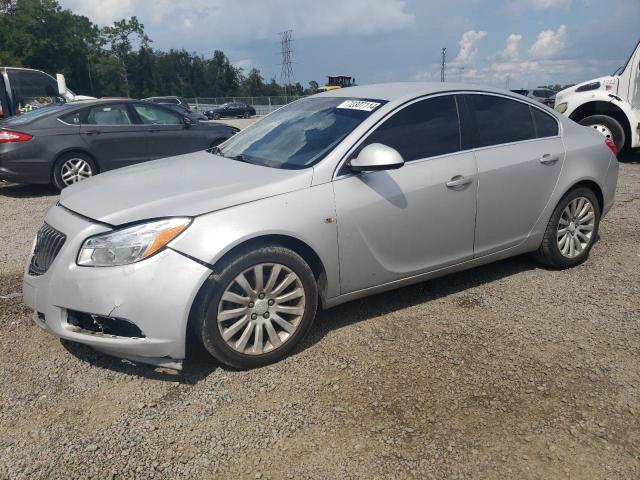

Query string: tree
101 16 150 96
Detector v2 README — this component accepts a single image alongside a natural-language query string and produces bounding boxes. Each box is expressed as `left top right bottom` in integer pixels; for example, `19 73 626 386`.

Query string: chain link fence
186 96 305 116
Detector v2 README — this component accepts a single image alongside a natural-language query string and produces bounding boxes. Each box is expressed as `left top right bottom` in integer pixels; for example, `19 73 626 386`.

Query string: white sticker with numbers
336 100 381 112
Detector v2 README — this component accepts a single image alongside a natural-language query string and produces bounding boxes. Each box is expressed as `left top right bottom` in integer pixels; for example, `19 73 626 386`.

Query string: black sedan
204 102 256 120
0 99 238 189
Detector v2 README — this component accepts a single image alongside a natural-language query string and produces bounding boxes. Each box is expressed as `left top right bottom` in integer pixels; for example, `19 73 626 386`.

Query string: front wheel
212 113 221 120
243 111 250 119
52 152 97 190
195 245 318 369
578 115 625 153
532 187 600 269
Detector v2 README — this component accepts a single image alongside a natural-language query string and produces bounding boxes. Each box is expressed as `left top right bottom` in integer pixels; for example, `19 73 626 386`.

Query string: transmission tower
440 47 447 83
280 30 295 97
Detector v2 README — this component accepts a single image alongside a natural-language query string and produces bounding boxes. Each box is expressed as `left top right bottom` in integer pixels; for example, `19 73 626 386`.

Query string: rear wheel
243 111 250 119
212 113 221 120
194 245 318 369
578 115 625 153
52 152 96 190
532 187 600 269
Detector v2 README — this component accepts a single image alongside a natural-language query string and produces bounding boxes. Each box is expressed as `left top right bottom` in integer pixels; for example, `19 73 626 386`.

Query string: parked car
144 96 191 111
158 102 208 122
204 102 255 120
0 99 238 189
511 88 556 107
23 84 618 371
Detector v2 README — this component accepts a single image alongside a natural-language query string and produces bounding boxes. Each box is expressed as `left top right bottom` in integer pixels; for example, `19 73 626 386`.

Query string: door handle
539 153 559 165
446 175 473 189
80 130 100 135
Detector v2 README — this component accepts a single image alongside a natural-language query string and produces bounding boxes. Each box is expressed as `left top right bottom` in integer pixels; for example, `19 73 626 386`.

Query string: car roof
314 82 530 103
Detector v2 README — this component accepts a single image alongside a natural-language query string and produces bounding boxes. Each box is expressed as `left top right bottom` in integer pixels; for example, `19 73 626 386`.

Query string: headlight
575 81 600 92
77 218 191 267
555 102 568 114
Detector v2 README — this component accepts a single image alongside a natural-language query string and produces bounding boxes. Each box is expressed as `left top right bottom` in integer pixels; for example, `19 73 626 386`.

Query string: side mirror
349 143 405 173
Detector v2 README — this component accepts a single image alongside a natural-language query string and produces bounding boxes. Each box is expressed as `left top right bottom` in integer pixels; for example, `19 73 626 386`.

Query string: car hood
59 151 314 225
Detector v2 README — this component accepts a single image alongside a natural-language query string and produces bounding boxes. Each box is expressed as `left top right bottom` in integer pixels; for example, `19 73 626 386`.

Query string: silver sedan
23 83 619 370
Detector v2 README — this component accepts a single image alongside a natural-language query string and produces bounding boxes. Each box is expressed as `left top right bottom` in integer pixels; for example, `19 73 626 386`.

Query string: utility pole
440 47 447 83
279 30 295 97
505 74 511 90
458 66 465 82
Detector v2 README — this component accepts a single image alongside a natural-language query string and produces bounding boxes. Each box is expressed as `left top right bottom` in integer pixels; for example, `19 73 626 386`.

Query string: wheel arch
563 179 604 213
51 149 100 182
186 233 329 346
568 101 631 148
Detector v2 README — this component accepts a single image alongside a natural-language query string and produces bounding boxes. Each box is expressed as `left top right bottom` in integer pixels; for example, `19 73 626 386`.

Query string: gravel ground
0 149 638 479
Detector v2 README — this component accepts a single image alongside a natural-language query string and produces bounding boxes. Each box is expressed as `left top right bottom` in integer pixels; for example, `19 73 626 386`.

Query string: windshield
1 102 69 126
215 97 385 169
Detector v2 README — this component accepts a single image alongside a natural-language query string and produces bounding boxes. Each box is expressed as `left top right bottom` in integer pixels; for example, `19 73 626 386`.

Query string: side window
85 104 132 125
359 95 461 162
7 69 58 115
468 94 536 147
532 108 559 138
60 111 81 125
133 104 182 125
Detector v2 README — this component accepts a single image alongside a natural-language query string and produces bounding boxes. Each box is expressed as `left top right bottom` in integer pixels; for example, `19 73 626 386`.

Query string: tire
52 152 97 190
194 245 318 369
532 187 600 269
579 115 625 153
243 111 250 119
212 113 221 120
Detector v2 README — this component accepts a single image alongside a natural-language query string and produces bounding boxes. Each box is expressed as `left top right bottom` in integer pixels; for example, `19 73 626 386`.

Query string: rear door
131 103 198 158
79 102 149 169
464 94 564 256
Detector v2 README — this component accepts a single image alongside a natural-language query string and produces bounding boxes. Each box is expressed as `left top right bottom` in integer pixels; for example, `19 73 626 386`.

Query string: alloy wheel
217 263 306 355
557 196 595 258
60 158 93 186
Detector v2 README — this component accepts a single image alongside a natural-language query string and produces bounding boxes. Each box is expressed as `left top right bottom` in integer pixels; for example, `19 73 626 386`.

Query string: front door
333 95 477 294
464 94 565 256
132 103 190 159
79 103 148 169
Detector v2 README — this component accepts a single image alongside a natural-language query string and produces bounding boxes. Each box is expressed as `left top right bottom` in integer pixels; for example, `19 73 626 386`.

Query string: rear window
1 103 69 126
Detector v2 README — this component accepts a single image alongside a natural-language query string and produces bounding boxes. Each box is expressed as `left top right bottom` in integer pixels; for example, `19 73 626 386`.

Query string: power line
440 47 447 83
279 30 295 96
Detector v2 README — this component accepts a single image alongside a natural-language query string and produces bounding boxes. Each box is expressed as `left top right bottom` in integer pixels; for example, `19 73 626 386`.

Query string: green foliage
0 0 317 98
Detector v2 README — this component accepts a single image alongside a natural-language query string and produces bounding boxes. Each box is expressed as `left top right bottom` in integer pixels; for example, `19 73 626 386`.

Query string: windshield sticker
336 100 382 112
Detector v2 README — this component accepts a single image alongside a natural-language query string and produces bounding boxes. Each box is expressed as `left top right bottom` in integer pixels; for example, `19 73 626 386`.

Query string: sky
59 0 640 89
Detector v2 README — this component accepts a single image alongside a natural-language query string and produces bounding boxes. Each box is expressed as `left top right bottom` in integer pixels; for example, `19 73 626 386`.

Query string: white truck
555 39 640 153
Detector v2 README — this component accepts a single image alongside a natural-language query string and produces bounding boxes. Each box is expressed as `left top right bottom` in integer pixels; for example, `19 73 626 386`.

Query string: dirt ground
0 151 638 479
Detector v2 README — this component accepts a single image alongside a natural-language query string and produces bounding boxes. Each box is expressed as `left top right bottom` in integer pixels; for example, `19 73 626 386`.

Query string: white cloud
453 30 488 65
61 0 414 39
233 59 254 71
500 33 522 59
529 25 567 59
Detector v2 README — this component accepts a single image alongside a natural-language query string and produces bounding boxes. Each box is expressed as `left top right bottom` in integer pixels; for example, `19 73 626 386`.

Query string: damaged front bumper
22 204 212 370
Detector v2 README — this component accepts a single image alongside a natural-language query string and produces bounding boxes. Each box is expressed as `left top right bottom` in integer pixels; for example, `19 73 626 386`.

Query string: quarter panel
169 183 340 299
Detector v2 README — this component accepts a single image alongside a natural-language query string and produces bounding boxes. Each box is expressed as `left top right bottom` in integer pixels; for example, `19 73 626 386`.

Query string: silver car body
23 83 619 368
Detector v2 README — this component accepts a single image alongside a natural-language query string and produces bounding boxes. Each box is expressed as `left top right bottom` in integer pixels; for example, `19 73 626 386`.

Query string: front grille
28 223 66 276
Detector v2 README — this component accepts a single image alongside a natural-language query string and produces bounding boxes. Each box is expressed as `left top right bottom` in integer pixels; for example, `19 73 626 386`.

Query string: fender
560 89 640 149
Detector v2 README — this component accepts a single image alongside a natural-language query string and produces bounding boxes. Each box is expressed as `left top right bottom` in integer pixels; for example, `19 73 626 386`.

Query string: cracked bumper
22 205 211 368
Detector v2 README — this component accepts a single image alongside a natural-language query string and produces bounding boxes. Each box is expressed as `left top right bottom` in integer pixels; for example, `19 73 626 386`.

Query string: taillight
0 130 33 143
604 137 618 156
